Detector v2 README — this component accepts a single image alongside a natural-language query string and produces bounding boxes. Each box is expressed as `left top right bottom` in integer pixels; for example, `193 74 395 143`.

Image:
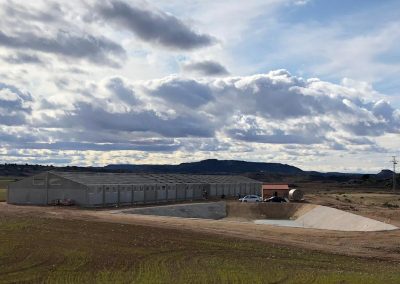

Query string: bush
382 202 399 209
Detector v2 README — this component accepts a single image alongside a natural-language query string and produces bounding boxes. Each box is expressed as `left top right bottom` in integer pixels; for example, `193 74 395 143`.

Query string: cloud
0 30 126 67
144 76 214 108
94 0 216 50
182 60 229 76
2 70 399 171
3 52 44 65
42 102 214 138
0 82 32 126
105 77 140 106
3 1 62 23
19 140 181 152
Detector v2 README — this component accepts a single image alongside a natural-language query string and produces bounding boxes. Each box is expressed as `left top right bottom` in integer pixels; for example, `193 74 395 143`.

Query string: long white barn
7 171 262 207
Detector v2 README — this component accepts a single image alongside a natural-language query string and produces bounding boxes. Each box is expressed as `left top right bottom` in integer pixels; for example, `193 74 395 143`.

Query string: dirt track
2 202 400 262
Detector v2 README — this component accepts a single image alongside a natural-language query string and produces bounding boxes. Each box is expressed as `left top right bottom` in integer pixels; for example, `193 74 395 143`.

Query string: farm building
7 172 262 207
262 184 290 199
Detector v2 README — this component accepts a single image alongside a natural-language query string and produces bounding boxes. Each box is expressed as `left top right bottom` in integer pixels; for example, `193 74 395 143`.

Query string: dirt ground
2 193 400 262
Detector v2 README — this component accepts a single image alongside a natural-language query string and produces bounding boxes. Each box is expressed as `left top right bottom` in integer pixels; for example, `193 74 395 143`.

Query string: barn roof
52 172 261 186
262 184 289 190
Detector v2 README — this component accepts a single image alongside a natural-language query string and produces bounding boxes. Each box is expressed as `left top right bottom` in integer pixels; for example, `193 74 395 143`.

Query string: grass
0 215 400 283
322 193 400 208
0 177 14 201
0 189 6 201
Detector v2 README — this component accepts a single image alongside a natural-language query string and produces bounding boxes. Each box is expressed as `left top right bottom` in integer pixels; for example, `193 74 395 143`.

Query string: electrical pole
392 156 397 192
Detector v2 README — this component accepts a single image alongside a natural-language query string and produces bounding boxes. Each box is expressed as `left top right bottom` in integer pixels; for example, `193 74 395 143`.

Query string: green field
0 215 399 284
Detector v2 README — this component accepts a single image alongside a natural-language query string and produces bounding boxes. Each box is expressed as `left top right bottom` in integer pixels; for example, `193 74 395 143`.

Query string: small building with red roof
262 184 289 199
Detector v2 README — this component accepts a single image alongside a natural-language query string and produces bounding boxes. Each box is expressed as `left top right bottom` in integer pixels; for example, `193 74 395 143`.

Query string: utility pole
392 156 397 192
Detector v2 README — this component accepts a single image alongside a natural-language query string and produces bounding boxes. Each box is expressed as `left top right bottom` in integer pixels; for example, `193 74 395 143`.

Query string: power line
392 156 397 192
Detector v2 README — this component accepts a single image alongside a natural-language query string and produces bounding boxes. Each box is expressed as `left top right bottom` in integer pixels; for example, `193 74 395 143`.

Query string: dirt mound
225 202 316 221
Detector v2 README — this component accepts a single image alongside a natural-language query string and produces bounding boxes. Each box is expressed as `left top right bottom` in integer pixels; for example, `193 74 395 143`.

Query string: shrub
382 202 399 209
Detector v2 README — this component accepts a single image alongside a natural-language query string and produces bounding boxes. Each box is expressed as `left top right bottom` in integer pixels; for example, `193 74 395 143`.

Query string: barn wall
47 173 88 205
7 172 88 205
8 173 263 207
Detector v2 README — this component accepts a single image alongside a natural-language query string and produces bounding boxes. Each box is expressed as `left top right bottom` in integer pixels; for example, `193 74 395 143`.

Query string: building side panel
176 184 185 200
133 186 144 203
186 185 194 199
87 186 103 206
119 185 132 204
234 184 240 196
229 184 235 196
157 185 167 202
167 184 177 201
192 184 202 199
8 174 48 205
216 184 223 196
210 184 217 197
105 185 118 204
145 185 156 203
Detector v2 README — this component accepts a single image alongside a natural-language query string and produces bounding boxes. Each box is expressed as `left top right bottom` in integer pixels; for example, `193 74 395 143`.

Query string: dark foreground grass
0 215 399 284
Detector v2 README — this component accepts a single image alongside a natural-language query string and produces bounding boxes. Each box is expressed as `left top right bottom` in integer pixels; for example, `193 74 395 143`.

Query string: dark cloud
182 60 229 76
95 0 215 50
105 77 139 106
0 82 32 126
0 30 126 66
3 52 44 65
20 141 180 152
43 102 214 138
228 129 322 144
148 77 214 108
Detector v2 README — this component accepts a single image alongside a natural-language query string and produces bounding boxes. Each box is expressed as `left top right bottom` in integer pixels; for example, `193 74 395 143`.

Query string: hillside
105 159 303 174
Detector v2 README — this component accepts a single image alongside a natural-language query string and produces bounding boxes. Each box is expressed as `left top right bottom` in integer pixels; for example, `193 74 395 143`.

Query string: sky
0 0 399 172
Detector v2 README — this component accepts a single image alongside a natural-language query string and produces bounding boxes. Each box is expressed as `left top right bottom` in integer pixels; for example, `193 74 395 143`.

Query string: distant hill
1 160 396 188
376 169 394 180
105 159 303 174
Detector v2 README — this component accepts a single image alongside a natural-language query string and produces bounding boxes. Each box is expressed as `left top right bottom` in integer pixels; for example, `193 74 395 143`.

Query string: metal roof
52 172 261 186
262 184 289 190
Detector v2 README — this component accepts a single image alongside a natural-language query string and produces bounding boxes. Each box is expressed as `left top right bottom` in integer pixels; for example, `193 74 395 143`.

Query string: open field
2 191 400 283
1 211 400 284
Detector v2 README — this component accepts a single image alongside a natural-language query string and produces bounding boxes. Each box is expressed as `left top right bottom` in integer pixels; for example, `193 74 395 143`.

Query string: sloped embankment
117 201 398 232
225 202 316 220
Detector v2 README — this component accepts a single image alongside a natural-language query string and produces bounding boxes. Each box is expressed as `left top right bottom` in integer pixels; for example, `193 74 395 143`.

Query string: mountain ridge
104 159 303 174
